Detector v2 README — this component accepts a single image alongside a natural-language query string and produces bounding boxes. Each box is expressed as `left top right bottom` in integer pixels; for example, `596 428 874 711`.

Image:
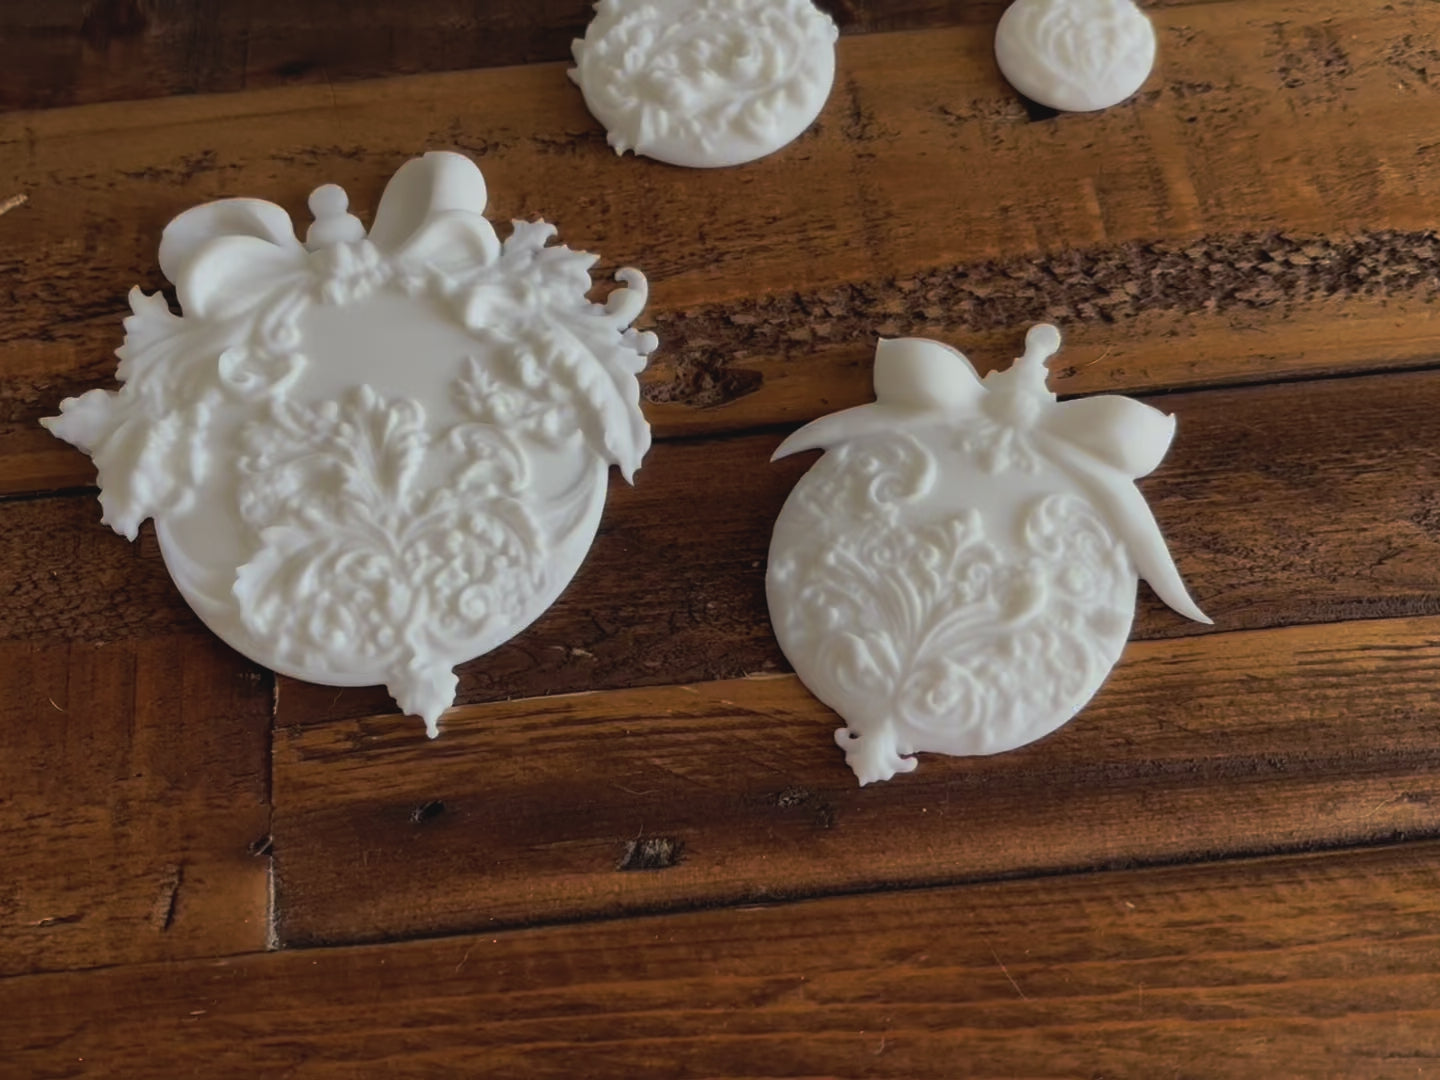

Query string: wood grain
274 365 1440 725
8 0 1440 495
646 253 1440 437
6 841 1440 1077
0 634 272 978
0 497 201 643
0 0 1013 113
0 483 272 976
271 616 1440 948
1 0 1438 1067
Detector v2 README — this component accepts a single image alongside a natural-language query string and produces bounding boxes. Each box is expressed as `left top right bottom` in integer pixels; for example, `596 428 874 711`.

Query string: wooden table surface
4 1 1440 1075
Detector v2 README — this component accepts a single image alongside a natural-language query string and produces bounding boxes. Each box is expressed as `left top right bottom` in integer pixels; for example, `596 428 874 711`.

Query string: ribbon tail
1101 476 1211 624
772 404 919 460
1036 432 1211 625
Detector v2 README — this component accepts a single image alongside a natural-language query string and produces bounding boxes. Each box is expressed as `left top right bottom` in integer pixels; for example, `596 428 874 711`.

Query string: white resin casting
569 0 838 168
993 0 1156 112
43 151 657 735
767 326 1209 786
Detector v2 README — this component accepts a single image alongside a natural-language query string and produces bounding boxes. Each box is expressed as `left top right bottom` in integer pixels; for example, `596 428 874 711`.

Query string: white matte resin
994 0 1156 112
569 0 838 168
767 326 1209 786
43 151 657 736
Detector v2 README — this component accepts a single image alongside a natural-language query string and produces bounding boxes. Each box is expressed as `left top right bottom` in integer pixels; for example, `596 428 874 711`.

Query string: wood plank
0 497 200 643
274 365 1440 725
0 495 273 976
272 616 1440 948
8 0 1440 495
5 842 1440 1077
8 363 1439 726
0 0 1012 113
647 266 1440 438
0 635 272 978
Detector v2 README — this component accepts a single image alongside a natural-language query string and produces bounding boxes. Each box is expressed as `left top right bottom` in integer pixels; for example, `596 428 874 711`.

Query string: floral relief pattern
1021 0 1151 85
769 434 1135 785
570 0 837 161
42 153 656 734
233 377 547 728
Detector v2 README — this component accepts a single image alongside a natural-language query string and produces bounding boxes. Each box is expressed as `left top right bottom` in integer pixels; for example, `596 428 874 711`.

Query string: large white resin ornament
993 0 1156 112
43 151 657 736
766 326 1209 786
569 0 838 168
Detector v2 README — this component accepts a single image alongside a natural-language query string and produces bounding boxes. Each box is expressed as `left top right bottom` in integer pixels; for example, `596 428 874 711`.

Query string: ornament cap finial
305 184 367 249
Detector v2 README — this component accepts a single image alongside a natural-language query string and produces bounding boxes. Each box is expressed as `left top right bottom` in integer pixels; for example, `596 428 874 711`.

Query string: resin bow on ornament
38 152 518 543
43 151 654 543
42 150 660 739
155 150 507 321
773 324 1211 625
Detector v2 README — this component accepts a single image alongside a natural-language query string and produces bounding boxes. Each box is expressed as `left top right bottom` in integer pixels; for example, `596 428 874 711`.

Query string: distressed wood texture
3 0 1440 1070
0 634 272 979
0 0 1008 112
0 496 273 977
273 366 1440 725
273 616 1440 948
8 0 1440 497
6 842 1440 1078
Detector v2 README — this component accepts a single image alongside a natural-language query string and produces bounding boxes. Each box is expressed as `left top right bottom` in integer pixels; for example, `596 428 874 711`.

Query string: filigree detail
453 221 654 479
769 328 1208 785
770 438 1134 785
42 152 656 734
570 0 837 166
956 417 1045 475
234 382 544 731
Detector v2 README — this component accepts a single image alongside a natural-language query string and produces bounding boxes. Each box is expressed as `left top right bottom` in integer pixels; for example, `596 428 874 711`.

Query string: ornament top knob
305 184 367 249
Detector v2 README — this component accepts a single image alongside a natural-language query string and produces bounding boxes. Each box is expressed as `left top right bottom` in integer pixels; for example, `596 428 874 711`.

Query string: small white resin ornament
993 0 1156 113
569 0 838 168
766 326 1209 786
43 151 657 736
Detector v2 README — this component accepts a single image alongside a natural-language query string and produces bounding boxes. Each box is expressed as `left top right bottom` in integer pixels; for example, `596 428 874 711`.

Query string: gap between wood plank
4 831 1437 987
3 838 1439 1080
269 615 1440 949
272 832 1440 958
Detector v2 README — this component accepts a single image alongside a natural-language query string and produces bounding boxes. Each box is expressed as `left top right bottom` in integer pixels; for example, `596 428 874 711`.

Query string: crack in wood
27 913 83 929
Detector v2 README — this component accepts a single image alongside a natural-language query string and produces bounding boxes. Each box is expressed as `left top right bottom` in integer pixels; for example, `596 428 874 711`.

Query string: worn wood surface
0 499 273 976
0 632 272 978
7 0 1440 496
274 367 1440 722
0 0 1018 112
272 616 1440 947
6 842 1440 1078
3 0 1440 1074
